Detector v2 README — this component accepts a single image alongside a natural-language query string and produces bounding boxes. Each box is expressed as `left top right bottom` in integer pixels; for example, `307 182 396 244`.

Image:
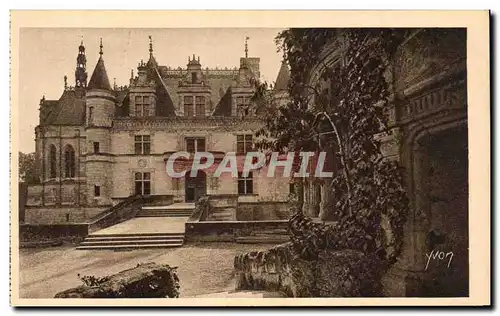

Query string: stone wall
237 201 291 221
235 243 386 297
24 206 107 225
20 223 89 241
185 220 289 242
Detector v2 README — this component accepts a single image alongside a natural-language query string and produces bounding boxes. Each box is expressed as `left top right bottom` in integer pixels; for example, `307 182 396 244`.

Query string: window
236 134 253 154
135 95 151 117
88 106 94 124
191 72 197 84
236 96 251 116
185 138 205 153
64 145 76 178
49 144 57 178
195 96 205 116
134 135 151 155
238 171 253 195
184 96 194 117
94 185 101 197
93 142 100 154
135 172 151 195
289 183 296 195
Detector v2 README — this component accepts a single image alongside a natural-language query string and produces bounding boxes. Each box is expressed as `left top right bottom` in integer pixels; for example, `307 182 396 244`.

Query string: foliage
252 28 409 266
77 273 110 287
19 152 39 184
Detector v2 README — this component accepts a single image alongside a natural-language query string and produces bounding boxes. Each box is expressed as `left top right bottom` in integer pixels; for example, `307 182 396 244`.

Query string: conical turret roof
88 57 112 91
274 60 291 91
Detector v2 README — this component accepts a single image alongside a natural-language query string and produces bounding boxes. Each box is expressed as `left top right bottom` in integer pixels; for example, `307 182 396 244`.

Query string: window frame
237 171 254 195
135 95 151 117
185 137 206 153
184 96 194 117
135 172 152 195
134 135 151 155
64 145 76 178
236 134 253 155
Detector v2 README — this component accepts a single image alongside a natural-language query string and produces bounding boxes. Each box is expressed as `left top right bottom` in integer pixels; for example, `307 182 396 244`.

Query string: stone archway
185 170 207 203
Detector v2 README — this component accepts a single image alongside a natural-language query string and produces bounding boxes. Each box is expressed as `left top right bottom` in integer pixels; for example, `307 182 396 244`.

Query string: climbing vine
253 28 409 265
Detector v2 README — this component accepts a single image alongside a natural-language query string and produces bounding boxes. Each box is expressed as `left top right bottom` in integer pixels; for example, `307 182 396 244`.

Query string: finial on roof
64 75 68 90
113 77 117 89
245 36 250 59
149 35 153 56
99 38 103 57
130 69 134 79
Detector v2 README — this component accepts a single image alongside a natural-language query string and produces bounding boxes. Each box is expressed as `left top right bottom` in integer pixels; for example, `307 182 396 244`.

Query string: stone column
319 183 331 220
401 142 430 296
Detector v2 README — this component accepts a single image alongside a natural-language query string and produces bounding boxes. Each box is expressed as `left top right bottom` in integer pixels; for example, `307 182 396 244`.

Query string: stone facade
26 38 291 224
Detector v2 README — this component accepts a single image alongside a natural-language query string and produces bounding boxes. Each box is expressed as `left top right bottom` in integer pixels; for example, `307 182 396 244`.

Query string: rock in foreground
54 262 180 298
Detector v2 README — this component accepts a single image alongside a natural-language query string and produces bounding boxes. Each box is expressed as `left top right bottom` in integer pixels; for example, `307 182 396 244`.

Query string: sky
18 28 285 153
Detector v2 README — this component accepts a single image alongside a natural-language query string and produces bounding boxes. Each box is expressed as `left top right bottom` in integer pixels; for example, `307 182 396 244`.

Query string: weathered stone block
54 262 180 298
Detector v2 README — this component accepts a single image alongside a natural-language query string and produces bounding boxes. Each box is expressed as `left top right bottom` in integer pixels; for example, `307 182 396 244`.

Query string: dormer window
195 96 205 116
184 96 194 117
135 95 151 117
191 72 197 84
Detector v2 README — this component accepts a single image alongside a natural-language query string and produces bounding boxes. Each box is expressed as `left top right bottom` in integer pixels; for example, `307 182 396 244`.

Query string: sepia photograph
10 11 490 306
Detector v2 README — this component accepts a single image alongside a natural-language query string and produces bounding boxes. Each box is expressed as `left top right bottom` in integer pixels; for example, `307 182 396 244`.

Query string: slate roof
211 87 233 116
274 61 291 91
88 57 112 91
40 90 86 126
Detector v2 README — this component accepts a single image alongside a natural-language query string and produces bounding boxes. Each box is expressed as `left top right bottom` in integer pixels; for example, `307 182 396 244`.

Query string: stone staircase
205 207 235 221
136 203 195 217
77 203 195 250
235 228 290 244
76 232 185 250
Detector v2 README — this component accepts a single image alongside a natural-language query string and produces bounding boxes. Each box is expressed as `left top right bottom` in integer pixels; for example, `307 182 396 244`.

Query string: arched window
64 145 76 178
49 144 57 179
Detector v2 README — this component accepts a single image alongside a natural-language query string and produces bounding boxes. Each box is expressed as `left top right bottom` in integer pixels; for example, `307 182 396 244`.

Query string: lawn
18 242 275 298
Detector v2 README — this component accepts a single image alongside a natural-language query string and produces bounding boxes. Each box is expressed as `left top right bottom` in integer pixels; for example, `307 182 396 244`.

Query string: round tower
85 39 115 207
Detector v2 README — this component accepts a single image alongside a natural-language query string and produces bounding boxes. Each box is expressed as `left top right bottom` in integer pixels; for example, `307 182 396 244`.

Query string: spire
149 35 153 57
274 60 291 91
88 41 112 91
75 38 87 88
245 36 249 59
99 38 103 57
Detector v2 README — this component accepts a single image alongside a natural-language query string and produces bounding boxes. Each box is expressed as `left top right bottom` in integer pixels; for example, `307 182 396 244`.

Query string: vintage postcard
10 10 490 306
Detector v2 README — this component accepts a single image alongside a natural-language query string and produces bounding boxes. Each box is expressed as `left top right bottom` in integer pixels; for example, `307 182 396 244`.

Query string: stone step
136 213 192 217
80 238 183 246
85 235 184 241
142 203 195 211
89 232 185 238
76 243 183 250
235 235 290 244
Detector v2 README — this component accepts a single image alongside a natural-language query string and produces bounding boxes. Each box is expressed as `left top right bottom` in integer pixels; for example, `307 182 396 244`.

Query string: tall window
135 95 151 117
186 138 205 152
93 142 100 154
94 185 101 197
64 145 76 178
88 106 94 124
49 144 57 178
191 72 197 84
134 135 151 155
184 96 194 117
236 134 253 154
195 96 205 116
236 96 251 116
135 172 151 195
238 171 253 195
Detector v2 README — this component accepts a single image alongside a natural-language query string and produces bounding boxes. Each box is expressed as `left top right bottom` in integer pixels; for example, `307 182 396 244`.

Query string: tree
252 29 409 265
19 152 39 184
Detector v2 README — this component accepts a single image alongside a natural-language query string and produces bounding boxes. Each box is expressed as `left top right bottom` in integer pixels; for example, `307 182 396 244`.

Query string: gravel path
18 242 275 298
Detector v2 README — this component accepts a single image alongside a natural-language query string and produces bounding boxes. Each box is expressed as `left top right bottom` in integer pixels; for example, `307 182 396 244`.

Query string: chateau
25 38 293 224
